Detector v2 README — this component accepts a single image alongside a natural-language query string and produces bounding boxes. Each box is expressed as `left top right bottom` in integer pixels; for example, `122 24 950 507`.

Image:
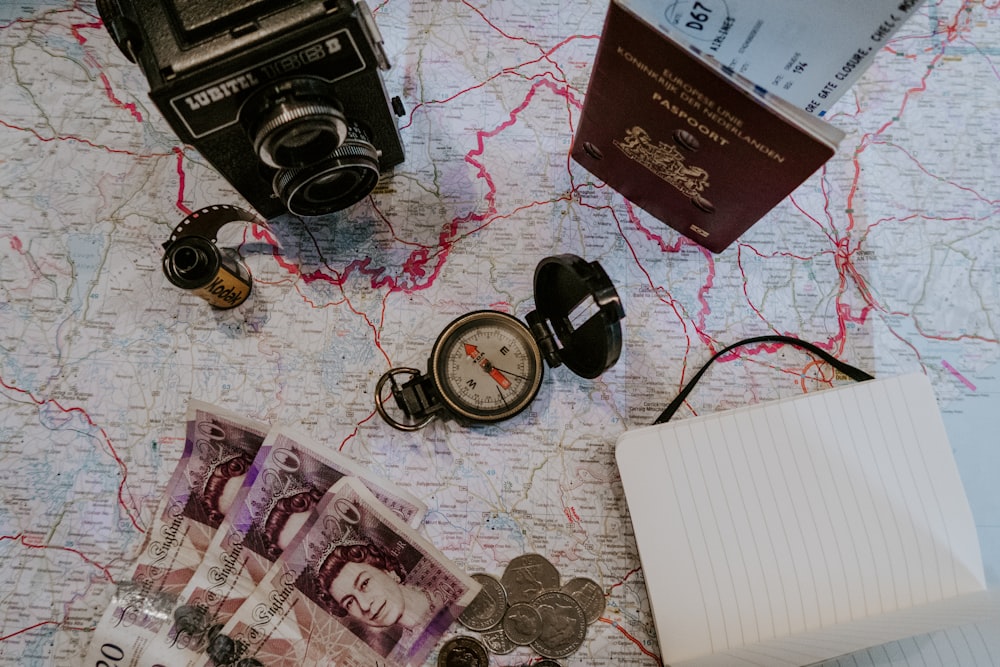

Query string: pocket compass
375 255 624 430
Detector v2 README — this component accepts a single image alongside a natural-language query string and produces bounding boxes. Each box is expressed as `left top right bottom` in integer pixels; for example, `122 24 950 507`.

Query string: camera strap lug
356 1 391 70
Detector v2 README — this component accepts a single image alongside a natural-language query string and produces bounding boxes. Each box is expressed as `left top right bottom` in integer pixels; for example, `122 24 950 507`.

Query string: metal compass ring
374 367 435 432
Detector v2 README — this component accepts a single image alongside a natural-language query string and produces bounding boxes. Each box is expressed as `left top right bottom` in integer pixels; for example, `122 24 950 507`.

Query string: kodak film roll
161 205 261 309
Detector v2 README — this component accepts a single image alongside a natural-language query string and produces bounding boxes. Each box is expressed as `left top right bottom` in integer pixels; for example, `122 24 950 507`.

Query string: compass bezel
429 310 544 424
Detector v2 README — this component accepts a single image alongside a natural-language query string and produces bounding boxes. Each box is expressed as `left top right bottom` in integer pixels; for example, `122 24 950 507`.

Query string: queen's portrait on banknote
182 426 259 529
216 477 480 667
291 487 461 659
304 524 445 655
241 471 326 561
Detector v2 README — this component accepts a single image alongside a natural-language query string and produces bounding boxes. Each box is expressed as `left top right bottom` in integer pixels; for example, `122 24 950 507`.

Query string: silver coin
458 573 507 631
560 577 605 624
480 626 516 655
528 591 588 659
437 636 489 667
500 553 560 604
501 602 543 645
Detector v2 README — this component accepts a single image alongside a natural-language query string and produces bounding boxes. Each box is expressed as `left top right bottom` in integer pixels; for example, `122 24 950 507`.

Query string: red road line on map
598 618 663 665
462 0 545 51
599 200 703 392
0 6 80 31
828 1 976 354
0 620 62 642
1 10 166 172
173 147 193 215
97 72 144 122
400 32 594 132
701 338 851 392
0 376 144 533
875 141 1000 206
294 269 389 345
0 118 168 156
607 566 643 593
460 0 595 84
799 359 837 392
942 360 977 391
369 199 430 251
788 194 837 245
2 533 115 582
911 321 999 344
462 82 552 220
71 19 146 123
735 247 775 328
375 290 392 359
338 410 378 452
282 223 395 368
777 2 991 366
69 19 102 44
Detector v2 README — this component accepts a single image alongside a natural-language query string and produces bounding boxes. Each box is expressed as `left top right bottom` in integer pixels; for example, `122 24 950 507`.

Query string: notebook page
674 590 998 667
815 594 1000 667
615 373 985 666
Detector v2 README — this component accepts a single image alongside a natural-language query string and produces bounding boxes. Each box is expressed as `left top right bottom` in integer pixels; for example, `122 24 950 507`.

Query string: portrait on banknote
181 408 267 530
295 503 440 655
219 477 479 667
239 440 348 562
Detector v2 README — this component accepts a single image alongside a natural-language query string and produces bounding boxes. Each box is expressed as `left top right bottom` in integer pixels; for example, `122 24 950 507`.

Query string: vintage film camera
97 0 406 218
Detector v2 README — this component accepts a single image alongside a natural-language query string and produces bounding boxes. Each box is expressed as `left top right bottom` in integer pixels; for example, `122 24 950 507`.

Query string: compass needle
464 341 513 389
490 366 530 382
488 367 512 390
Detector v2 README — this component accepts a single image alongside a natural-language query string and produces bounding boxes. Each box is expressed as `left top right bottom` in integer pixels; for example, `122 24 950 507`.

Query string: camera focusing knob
391 97 406 118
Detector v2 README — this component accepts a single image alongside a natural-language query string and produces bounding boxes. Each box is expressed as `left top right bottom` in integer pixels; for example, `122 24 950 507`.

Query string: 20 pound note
84 401 269 664
206 476 479 667
140 426 428 666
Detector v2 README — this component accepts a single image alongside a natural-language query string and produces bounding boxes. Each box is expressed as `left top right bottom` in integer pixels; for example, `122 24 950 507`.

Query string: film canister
161 205 262 309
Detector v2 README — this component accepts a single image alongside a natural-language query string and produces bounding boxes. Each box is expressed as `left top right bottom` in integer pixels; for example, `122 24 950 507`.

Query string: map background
1 0 998 665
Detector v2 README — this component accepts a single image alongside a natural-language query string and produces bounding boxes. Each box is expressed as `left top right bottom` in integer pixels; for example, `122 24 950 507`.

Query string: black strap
653 335 874 424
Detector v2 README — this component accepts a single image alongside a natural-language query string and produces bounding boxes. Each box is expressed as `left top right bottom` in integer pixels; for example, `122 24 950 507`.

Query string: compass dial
430 311 543 423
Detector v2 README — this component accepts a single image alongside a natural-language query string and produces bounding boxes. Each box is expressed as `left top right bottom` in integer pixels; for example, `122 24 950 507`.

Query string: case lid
530 254 624 379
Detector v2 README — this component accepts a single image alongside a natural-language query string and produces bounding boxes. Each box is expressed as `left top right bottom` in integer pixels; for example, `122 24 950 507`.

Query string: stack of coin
441 553 606 665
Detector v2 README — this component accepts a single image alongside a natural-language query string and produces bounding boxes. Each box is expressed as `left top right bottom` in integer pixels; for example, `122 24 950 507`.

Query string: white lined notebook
616 373 991 666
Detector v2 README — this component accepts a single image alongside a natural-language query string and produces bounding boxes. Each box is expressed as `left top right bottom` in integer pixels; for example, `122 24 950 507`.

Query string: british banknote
84 401 269 664
205 476 479 667
119 425 427 667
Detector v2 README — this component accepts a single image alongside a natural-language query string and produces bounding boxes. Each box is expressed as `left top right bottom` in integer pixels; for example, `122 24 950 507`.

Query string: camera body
98 0 405 218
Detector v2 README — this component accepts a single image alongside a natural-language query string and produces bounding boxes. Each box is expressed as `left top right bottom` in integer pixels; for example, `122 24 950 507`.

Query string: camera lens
273 123 381 217
244 78 349 169
253 102 348 169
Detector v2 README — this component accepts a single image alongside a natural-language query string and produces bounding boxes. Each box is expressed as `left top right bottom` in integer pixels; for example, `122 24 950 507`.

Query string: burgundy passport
572 1 843 253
